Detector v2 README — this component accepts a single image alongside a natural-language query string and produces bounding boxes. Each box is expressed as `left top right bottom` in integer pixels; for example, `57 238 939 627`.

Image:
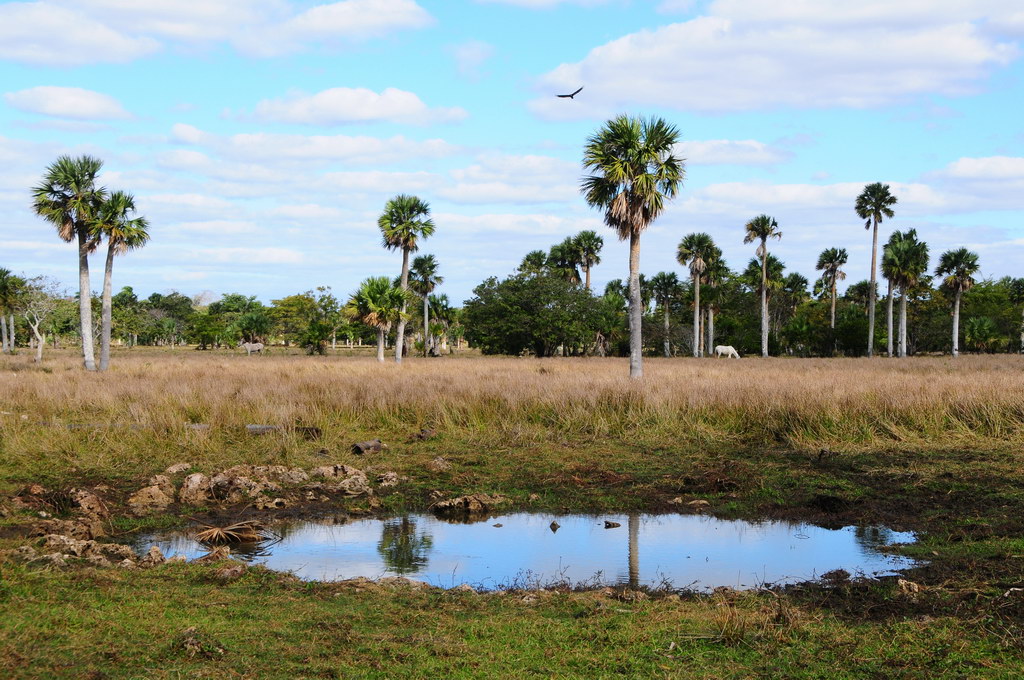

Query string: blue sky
2 0 1022 305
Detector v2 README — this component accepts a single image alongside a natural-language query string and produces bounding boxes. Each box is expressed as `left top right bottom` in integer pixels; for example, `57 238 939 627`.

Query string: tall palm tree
32 155 106 370
855 182 898 358
676 232 717 358
91 190 150 371
815 247 848 334
884 229 929 357
702 252 727 353
581 115 684 378
743 215 782 357
409 254 443 357
935 248 979 358
572 230 604 291
346 277 410 362
378 194 435 364
649 272 680 357
518 250 547 274
547 239 582 284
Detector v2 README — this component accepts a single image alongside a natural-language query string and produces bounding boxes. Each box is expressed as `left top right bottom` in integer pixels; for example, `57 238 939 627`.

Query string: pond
136 512 917 590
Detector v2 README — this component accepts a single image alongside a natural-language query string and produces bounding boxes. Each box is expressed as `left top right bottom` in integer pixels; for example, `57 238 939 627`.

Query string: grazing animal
239 341 264 356
557 86 583 99
714 345 741 359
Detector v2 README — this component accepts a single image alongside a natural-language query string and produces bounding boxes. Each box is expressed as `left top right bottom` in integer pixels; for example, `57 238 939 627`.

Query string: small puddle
136 513 917 590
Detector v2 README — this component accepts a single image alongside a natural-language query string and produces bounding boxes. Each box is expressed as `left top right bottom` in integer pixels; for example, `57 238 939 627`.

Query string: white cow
714 345 741 359
239 341 264 356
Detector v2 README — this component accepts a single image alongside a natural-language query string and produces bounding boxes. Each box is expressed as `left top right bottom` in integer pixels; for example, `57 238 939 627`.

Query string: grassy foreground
2 349 1024 677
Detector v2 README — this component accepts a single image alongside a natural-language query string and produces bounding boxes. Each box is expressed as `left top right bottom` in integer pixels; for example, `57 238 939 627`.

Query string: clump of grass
193 520 267 545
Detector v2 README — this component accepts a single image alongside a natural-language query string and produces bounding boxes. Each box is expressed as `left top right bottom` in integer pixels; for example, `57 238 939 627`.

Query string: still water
136 513 916 590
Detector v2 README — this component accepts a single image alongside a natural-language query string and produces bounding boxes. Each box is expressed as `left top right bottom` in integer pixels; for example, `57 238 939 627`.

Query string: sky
2 0 1022 305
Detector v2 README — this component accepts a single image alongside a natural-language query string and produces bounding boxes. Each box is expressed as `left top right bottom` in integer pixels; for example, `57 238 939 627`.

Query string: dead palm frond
192 519 268 545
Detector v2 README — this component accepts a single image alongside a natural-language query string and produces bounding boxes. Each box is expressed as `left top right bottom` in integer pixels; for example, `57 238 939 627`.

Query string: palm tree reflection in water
378 517 434 575
628 514 640 589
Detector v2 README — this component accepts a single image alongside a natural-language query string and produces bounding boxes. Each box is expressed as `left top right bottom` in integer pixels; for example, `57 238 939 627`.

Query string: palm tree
378 194 434 364
32 155 107 370
572 230 604 291
91 191 150 371
346 276 409 362
676 232 718 358
581 115 684 378
964 317 999 353
935 248 980 358
884 229 929 357
518 250 548 274
815 248 848 340
547 239 582 284
880 237 897 357
649 272 681 357
743 215 782 357
409 254 443 357
0 268 22 354
855 182 898 358
702 252 728 353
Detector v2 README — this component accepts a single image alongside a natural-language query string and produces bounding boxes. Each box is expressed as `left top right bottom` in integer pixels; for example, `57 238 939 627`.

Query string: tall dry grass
1 349 1022 481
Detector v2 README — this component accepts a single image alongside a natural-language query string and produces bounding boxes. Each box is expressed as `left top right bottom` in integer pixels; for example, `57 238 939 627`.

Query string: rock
165 463 192 475
85 554 112 568
309 465 370 497
20 483 46 498
118 558 138 570
686 500 711 510
311 463 363 479
210 468 278 505
493 523 503 528
178 473 213 505
413 428 436 441
246 424 282 435
127 485 174 515
603 521 621 529
897 579 922 594
452 584 476 593
425 457 452 473
139 546 166 568
30 553 68 568
667 497 684 506
195 546 231 563
149 475 175 498
253 496 288 510
351 439 386 455
433 494 505 516
212 563 247 583
42 534 91 557
528 493 540 502
167 554 187 564
377 471 401 488
31 518 104 540
98 543 136 562
73 489 108 518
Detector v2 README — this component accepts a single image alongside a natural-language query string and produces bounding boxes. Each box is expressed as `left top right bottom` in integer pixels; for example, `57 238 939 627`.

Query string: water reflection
377 517 433 575
135 513 918 590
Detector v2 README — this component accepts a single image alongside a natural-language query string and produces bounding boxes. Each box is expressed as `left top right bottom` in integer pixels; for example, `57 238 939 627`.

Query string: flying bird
557 86 583 99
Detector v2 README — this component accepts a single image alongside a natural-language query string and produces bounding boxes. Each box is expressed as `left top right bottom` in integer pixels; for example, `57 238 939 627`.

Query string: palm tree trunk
423 295 430 358
99 243 115 371
395 247 410 364
707 306 715 351
8 314 15 350
899 290 907 358
77 231 97 371
662 302 670 358
692 275 701 358
628 513 639 589
584 265 591 292
1019 307 1024 354
867 219 878 358
886 279 894 358
760 251 769 357
952 290 961 357
376 328 385 362
830 280 837 355
0 310 7 353
628 231 643 379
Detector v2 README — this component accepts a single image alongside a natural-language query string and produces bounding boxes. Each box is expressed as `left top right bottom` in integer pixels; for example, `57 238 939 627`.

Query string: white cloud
938 156 1024 179
474 0 608 7
530 1 1019 116
253 87 467 125
5 86 131 120
436 211 602 236
0 2 159 66
191 247 305 265
440 154 580 204
172 220 261 235
450 40 494 81
679 140 793 166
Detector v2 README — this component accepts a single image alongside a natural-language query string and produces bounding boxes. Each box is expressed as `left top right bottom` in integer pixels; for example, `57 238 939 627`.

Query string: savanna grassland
2 350 1024 678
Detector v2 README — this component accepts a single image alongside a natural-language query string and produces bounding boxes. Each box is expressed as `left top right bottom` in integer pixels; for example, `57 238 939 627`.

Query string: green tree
581 114 684 378
677 232 718 357
410 255 443 356
573 230 604 291
1008 278 1024 353
32 155 106 370
885 229 929 357
935 248 980 358
347 276 410 362
855 182 898 358
270 293 318 346
743 214 782 357
91 190 150 370
964 316 999 353
546 238 582 284
649 272 681 357
518 250 548 274
379 194 435 364
815 247 848 347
